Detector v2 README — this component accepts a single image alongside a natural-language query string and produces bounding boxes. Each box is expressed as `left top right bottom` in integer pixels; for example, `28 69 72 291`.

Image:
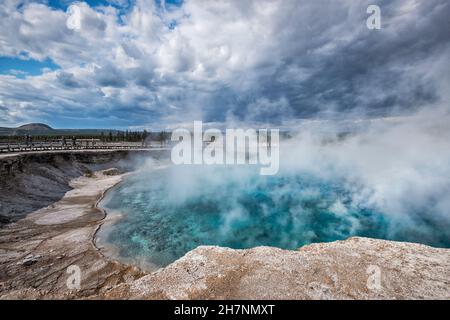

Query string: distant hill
16 123 53 131
8 123 55 135
0 123 119 137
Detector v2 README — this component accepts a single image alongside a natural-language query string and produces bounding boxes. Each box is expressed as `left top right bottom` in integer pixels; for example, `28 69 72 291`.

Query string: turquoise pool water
99 165 450 268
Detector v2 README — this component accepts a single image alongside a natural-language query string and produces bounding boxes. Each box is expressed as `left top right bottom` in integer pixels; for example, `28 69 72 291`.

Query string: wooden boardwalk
0 142 163 154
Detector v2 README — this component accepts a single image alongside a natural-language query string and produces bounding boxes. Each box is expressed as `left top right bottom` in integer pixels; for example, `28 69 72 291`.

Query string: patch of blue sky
0 56 60 78
167 20 177 30
24 0 183 11
154 0 184 29
46 0 134 11
44 1 183 27
157 0 183 8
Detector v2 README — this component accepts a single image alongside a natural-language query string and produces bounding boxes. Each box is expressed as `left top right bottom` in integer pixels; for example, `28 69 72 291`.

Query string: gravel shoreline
0 170 144 299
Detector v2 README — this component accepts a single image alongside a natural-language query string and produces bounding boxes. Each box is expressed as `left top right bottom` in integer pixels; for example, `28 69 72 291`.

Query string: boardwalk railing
0 141 165 154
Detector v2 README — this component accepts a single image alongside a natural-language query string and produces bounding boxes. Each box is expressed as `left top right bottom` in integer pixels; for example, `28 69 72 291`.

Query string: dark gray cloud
226 0 450 121
94 64 127 88
57 71 84 88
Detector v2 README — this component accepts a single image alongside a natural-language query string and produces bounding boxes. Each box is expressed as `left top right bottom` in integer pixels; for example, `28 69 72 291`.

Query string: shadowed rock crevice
0 150 166 224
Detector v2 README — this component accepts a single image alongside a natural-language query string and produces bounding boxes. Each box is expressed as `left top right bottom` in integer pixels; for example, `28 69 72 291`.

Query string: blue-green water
100 165 450 268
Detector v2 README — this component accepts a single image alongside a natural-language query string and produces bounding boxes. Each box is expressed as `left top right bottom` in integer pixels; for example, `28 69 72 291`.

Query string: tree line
0 130 173 143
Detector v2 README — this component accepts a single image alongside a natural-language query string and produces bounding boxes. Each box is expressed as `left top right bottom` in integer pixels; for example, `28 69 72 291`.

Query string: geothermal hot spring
98 123 450 269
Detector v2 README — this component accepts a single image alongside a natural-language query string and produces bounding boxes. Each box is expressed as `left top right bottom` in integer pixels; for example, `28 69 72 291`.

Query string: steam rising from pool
99 110 450 268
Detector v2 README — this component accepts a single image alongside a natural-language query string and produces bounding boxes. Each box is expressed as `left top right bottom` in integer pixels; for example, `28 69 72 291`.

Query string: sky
0 0 449 129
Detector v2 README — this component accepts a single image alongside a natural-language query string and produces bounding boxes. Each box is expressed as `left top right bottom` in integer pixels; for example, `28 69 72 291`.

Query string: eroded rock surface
0 170 143 299
0 151 137 224
102 168 122 176
103 238 450 300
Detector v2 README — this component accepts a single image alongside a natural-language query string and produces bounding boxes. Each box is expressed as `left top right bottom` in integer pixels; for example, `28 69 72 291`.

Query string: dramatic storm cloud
0 0 449 128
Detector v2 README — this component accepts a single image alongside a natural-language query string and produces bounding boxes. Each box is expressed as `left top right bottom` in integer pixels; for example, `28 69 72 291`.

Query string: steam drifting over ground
99 107 450 268
281 107 450 246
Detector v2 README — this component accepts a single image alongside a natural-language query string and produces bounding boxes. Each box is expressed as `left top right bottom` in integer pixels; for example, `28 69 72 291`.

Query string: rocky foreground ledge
0 151 449 300
103 237 450 300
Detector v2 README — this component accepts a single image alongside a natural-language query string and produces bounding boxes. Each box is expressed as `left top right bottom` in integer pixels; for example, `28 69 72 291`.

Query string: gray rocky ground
0 150 153 224
0 170 143 299
103 238 449 299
